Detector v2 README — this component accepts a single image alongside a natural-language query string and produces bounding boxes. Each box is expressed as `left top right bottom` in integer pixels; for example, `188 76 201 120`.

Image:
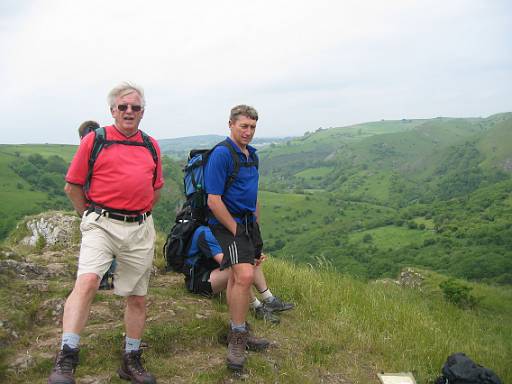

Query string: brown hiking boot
118 349 156 384
47 344 79 384
226 329 248 371
246 322 270 352
219 323 270 352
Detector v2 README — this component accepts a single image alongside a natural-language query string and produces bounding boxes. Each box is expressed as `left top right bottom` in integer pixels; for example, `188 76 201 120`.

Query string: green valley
1 113 511 285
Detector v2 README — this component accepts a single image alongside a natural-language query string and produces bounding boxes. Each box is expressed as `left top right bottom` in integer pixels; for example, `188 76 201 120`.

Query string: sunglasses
117 104 143 112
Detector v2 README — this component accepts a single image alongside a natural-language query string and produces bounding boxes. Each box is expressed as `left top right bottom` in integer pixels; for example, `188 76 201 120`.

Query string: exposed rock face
36 298 66 326
0 259 72 280
0 259 46 279
398 268 424 288
21 212 79 247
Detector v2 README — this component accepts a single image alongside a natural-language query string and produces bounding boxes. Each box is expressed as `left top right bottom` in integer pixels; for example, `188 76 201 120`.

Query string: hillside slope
258 114 512 284
1 213 510 383
0 145 184 240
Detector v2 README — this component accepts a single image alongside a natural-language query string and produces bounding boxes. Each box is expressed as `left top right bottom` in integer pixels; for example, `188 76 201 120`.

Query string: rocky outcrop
398 267 424 288
20 212 79 248
0 259 71 280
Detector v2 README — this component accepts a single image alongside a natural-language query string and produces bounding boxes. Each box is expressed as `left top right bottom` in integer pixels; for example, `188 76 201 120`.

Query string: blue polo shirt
185 226 223 268
205 137 259 224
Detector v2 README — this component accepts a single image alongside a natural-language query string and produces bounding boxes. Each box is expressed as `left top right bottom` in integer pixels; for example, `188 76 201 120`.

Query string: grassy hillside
1 230 510 383
0 144 183 240
2 114 511 285
257 113 512 284
0 146 76 239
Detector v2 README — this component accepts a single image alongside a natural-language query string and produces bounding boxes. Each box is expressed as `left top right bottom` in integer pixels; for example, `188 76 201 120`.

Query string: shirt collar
226 137 257 155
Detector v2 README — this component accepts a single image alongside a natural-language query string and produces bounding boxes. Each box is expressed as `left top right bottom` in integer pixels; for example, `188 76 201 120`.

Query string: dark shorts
210 221 263 270
184 266 213 296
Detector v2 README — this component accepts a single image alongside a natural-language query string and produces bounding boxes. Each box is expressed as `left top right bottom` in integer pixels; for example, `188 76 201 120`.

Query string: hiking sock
61 332 80 350
125 337 141 353
259 288 274 302
230 321 247 333
250 297 263 309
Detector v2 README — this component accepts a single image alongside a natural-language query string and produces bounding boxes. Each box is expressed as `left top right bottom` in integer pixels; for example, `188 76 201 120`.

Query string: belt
87 206 151 224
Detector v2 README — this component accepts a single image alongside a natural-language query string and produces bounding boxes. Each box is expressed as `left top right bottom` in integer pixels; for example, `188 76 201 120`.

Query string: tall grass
262 258 511 383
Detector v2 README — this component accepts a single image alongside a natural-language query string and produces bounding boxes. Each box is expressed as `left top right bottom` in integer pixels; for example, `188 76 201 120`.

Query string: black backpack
84 127 158 194
162 205 198 273
182 139 258 224
435 353 502 384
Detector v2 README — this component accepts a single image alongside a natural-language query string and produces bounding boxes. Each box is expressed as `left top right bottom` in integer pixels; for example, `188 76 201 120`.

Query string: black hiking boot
47 344 79 384
264 295 295 312
118 349 156 384
226 329 248 371
254 305 280 324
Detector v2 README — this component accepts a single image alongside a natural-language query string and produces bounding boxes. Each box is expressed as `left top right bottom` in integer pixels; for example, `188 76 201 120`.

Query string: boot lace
55 349 78 373
231 332 246 358
128 350 146 374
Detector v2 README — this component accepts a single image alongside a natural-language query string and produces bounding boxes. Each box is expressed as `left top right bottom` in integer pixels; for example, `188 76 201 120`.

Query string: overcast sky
1 0 511 144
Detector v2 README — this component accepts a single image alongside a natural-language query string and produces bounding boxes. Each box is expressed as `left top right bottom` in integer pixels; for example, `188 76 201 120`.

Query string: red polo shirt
66 125 164 213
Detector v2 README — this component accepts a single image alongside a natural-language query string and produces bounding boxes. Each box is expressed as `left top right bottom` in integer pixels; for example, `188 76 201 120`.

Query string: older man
48 82 164 384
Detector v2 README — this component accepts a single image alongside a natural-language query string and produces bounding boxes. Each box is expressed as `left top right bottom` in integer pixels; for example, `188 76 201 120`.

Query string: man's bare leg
62 273 101 334
227 263 254 325
124 296 146 339
210 268 230 294
252 265 268 293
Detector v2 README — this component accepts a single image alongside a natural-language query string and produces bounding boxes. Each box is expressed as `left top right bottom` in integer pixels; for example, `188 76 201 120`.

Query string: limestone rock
398 268 424 288
21 212 79 248
8 352 35 374
36 298 66 325
0 259 71 280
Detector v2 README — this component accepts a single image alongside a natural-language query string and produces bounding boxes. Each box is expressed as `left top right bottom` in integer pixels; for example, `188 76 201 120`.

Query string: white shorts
77 211 156 296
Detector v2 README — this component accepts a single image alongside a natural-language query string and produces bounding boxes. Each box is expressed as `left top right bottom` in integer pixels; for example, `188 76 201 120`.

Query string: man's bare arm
64 182 87 216
208 194 238 236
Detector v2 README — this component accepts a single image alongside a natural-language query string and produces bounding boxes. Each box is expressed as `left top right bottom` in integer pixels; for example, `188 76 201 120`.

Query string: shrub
439 279 479 309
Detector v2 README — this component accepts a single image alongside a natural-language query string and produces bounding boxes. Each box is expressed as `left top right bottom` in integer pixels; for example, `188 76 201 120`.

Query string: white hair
107 82 146 109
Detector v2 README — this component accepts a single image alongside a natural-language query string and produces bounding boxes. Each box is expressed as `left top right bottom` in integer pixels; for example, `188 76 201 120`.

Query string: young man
184 225 294 325
205 105 266 371
48 83 163 384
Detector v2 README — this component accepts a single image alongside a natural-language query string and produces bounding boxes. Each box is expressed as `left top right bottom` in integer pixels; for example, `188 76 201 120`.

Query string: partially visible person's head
78 120 100 140
228 105 258 148
108 82 145 136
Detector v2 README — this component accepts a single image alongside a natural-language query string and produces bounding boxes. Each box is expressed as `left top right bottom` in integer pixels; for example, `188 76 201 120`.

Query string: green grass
0 144 77 162
349 225 434 248
294 166 333 179
4 258 511 383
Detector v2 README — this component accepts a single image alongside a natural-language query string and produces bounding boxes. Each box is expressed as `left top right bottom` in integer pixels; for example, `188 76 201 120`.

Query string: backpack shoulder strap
216 140 240 192
84 127 106 193
139 130 158 164
140 130 159 186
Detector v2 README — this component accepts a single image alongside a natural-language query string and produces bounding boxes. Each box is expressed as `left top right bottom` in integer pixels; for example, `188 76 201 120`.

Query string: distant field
295 166 333 179
0 144 77 162
349 225 435 248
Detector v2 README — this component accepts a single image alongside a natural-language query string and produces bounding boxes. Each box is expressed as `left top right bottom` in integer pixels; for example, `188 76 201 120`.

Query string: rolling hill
1 114 511 284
